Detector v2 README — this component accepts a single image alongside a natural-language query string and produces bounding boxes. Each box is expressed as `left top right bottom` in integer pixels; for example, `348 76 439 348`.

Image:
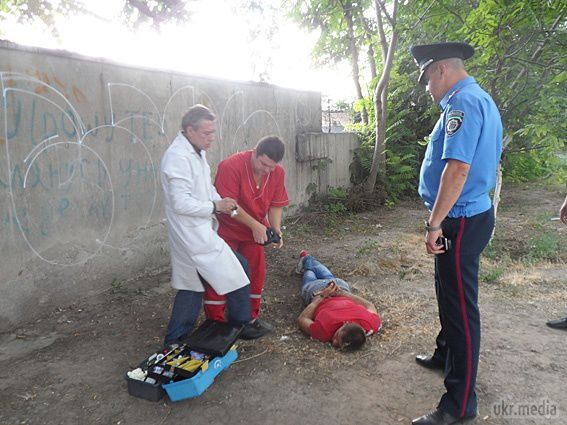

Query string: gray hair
181 104 216 132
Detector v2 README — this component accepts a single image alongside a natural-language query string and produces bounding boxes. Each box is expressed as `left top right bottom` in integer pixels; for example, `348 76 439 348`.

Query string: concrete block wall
0 40 358 330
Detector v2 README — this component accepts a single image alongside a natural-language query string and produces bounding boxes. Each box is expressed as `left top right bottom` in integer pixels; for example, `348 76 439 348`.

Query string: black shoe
415 354 444 371
412 409 474 425
239 319 273 340
546 317 567 329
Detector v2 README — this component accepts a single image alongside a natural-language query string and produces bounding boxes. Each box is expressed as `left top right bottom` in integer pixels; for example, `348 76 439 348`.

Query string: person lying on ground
296 251 381 350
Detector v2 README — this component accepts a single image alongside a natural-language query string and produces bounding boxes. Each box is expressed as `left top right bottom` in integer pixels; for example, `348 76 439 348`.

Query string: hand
214 198 237 214
318 281 341 298
560 196 567 225
425 228 445 255
271 228 283 249
252 223 268 245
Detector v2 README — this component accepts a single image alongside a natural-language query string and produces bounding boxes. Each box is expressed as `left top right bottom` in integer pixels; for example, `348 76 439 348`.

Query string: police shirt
418 76 503 217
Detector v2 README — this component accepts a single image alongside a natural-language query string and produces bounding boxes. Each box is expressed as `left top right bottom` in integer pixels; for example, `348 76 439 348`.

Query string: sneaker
239 318 273 340
294 250 309 275
547 317 567 329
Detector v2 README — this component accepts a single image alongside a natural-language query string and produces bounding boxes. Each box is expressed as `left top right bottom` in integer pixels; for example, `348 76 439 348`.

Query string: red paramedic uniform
309 296 381 343
204 150 289 320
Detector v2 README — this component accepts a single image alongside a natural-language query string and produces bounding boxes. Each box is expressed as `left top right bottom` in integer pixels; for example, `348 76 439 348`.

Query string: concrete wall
0 40 358 330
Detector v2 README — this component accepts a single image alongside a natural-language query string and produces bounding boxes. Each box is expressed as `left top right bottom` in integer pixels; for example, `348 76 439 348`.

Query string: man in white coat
161 104 266 344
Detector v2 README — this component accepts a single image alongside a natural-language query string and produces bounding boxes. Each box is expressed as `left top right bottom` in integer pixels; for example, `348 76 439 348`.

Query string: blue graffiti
5 95 22 140
88 194 112 219
60 108 78 139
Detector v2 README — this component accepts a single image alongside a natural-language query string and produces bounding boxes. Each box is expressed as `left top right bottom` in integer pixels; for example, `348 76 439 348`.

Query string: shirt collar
439 76 476 110
179 131 203 157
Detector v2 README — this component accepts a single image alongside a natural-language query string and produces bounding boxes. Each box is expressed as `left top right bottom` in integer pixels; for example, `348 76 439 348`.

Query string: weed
523 231 561 263
356 239 380 257
110 278 126 294
325 202 348 215
480 265 505 283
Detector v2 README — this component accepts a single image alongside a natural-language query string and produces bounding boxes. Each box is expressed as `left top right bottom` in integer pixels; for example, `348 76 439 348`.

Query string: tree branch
375 1 388 62
503 11 565 109
438 0 465 25
375 0 393 26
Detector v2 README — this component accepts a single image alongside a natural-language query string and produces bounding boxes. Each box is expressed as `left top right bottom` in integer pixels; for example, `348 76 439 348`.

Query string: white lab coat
160 132 249 294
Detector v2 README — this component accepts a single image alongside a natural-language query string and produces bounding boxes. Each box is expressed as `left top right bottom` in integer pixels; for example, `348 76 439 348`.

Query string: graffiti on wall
1 68 315 268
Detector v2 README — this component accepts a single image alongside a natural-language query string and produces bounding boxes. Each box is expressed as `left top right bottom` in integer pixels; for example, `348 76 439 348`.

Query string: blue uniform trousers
432 207 494 418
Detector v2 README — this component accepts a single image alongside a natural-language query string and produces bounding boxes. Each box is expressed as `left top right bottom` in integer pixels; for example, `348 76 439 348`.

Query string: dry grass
241 186 567 374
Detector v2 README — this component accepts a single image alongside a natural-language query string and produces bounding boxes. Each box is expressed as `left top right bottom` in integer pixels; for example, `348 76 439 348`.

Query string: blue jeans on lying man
300 255 351 305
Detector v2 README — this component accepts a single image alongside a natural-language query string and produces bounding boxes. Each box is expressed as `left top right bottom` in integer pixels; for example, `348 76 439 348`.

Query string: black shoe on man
546 317 567 330
239 318 273 340
415 354 444 371
412 409 475 425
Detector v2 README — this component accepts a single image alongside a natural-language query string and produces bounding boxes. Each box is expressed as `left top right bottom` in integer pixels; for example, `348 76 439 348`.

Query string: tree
356 0 566 201
0 0 191 33
364 0 398 193
122 0 190 28
399 0 566 201
288 0 374 125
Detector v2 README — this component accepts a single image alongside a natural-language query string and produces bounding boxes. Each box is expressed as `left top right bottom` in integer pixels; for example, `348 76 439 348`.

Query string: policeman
409 42 503 425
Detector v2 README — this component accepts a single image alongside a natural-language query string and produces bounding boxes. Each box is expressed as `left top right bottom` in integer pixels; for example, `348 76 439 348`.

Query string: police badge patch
445 110 464 136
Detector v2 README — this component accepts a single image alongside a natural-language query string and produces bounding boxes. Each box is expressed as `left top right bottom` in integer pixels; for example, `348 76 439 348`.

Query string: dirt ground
1 183 565 425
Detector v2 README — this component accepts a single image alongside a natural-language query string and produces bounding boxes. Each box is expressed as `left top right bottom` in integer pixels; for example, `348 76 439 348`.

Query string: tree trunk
364 0 398 194
342 1 368 125
367 43 377 81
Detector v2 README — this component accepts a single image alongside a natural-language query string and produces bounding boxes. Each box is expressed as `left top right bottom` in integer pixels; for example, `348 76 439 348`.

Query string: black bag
182 319 243 357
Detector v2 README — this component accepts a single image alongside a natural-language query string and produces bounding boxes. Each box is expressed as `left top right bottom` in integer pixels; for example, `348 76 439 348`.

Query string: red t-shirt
215 150 289 242
309 296 381 343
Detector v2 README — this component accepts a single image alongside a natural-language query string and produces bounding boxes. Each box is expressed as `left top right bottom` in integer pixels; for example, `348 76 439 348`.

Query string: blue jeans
164 251 251 345
164 284 250 344
300 255 350 305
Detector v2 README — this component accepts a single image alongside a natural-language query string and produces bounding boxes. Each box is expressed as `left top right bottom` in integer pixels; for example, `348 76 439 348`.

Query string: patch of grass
523 231 561 264
355 239 380 257
506 285 522 297
480 265 506 283
483 239 502 261
483 237 516 263
110 278 126 294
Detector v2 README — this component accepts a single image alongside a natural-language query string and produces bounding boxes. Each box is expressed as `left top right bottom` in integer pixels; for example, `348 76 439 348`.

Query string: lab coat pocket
186 222 216 255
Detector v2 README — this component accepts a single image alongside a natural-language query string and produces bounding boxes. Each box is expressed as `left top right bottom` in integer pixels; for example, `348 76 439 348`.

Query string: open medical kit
125 320 243 402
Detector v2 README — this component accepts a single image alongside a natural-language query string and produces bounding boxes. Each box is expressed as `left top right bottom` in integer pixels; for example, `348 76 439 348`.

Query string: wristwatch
425 220 441 232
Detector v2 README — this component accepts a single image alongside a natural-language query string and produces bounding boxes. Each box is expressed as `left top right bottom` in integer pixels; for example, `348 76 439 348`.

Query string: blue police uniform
419 77 503 418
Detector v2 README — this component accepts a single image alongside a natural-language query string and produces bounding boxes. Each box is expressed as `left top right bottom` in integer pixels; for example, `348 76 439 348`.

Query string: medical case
125 320 242 402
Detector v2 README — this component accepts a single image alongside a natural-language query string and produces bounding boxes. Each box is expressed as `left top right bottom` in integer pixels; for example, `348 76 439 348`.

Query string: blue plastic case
126 320 242 402
162 348 238 402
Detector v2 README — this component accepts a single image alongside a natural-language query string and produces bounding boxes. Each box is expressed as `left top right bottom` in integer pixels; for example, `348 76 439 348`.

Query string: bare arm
267 206 284 248
297 296 325 335
426 159 470 254
230 206 268 244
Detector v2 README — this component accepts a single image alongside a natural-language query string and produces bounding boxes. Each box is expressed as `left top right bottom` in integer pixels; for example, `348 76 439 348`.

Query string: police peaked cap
409 42 475 85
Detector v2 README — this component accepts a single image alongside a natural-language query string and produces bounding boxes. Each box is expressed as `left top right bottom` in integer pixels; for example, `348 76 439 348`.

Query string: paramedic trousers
204 240 265 321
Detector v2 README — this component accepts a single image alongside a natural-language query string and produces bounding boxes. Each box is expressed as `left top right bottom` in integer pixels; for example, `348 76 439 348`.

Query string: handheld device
263 227 281 245
436 236 452 251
